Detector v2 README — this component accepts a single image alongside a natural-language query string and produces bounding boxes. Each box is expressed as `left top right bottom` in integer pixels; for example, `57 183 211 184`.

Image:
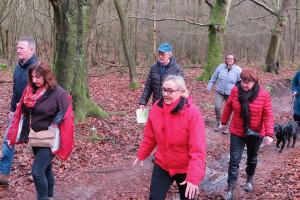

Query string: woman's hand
220 124 226 132
265 136 273 145
133 158 144 168
7 139 13 149
180 180 199 199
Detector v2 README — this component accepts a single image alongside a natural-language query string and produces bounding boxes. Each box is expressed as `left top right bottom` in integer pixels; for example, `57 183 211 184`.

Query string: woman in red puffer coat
133 75 206 200
220 68 274 200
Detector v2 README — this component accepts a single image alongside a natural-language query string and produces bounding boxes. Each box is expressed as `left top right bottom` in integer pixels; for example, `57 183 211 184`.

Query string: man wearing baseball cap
139 43 185 109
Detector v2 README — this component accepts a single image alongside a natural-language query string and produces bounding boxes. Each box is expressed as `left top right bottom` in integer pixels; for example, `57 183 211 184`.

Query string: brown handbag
28 114 55 148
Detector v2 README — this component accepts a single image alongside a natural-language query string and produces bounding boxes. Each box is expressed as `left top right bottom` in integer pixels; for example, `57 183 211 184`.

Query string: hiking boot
225 181 236 200
245 175 254 192
47 197 54 200
0 173 10 185
214 121 221 132
222 126 229 134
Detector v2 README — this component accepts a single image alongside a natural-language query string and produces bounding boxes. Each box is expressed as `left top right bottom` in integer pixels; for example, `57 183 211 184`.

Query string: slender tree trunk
114 0 139 88
50 0 108 123
134 0 139 64
292 0 299 63
152 0 157 64
196 0 232 81
264 0 293 73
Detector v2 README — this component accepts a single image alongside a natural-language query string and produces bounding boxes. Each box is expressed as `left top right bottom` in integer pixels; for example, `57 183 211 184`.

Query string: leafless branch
249 0 277 16
205 0 213 8
231 0 247 10
129 16 210 27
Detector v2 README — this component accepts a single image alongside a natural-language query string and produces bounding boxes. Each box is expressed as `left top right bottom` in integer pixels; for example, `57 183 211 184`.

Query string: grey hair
163 75 189 98
18 37 36 52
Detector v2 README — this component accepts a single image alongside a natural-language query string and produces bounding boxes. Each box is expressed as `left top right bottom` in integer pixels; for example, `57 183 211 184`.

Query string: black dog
274 121 298 153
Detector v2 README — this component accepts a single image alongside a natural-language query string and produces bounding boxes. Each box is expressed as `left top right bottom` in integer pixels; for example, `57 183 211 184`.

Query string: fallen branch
0 80 13 83
84 167 123 174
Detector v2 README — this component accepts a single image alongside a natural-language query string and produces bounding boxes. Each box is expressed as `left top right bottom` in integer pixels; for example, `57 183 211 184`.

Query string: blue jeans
32 147 55 200
0 117 15 175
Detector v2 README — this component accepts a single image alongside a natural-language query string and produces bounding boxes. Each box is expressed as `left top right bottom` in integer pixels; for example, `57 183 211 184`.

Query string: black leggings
228 134 263 183
32 147 55 200
149 163 196 200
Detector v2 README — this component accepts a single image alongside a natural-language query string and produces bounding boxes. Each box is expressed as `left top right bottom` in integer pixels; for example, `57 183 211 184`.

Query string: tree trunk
49 0 108 123
292 0 299 63
152 0 157 64
114 0 139 88
196 0 232 81
264 0 293 73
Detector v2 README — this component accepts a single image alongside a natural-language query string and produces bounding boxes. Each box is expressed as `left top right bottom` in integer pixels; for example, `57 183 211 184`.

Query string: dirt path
1 69 299 199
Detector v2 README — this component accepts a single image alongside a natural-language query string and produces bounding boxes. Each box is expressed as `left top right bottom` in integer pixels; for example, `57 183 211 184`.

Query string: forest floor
0 63 299 200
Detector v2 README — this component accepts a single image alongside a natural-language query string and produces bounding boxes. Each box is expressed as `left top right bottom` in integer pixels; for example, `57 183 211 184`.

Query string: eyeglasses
162 88 179 95
226 58 234 60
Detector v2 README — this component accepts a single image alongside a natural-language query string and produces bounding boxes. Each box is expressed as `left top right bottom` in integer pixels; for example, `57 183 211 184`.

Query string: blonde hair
163 75 189 98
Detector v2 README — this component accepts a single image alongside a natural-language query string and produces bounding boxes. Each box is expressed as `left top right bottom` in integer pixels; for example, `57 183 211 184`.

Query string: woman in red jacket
220 68 274 200
133 75 206 200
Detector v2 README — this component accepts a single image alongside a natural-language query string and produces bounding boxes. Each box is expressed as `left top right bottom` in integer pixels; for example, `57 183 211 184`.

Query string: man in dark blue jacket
0 37 37 185
139 43 185 110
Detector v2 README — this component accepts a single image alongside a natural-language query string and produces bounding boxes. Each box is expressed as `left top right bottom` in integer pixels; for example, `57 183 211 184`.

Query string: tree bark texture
264 0 293 73
152 0 157 64
49 0 108 123
114 0 139 88
292 0 299 63
196 0 232 81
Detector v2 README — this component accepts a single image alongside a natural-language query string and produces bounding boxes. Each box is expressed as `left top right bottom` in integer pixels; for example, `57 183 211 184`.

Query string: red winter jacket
137 97 206 185
221 86 274 137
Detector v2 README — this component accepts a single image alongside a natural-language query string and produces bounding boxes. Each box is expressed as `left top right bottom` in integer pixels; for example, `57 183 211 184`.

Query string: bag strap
286 95 295 125
29 109 32 128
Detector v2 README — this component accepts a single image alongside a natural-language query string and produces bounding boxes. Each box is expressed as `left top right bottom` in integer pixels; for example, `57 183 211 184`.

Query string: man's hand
139 105 145 110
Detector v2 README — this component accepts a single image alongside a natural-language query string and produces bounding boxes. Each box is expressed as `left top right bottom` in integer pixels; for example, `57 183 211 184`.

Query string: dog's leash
286 95 295 124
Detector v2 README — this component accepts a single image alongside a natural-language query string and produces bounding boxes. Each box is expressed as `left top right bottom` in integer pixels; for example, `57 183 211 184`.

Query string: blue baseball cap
157 43 172 53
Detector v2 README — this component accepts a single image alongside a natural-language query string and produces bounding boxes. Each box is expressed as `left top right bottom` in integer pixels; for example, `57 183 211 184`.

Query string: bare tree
114 0 139 88
49 0 108 122
0 0 13 58
263 0 293 72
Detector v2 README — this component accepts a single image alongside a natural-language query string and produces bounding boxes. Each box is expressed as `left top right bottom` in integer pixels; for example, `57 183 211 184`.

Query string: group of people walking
0 40 297 200
134 43 276 200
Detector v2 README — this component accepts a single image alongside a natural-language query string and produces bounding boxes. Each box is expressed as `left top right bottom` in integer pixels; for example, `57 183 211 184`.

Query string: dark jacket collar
157 96 186 113
18 54 37 68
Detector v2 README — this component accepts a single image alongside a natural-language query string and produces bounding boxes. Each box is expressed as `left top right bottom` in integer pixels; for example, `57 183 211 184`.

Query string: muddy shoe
0 173 10 185
214 122 221 132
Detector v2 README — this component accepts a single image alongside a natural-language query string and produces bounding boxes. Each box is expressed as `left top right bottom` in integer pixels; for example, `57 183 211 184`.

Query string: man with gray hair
139 43 185 109
0 37 37 185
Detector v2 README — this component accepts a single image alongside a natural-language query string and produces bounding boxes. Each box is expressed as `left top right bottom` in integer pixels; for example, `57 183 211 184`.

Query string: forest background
0 0 299 199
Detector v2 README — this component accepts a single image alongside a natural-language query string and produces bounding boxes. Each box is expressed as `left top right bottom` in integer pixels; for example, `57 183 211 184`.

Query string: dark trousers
150 163 196 200
227 134 263 183
32 147 55 200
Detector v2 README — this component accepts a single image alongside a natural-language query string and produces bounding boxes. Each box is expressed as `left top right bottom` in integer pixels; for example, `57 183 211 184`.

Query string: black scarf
237 81 260 129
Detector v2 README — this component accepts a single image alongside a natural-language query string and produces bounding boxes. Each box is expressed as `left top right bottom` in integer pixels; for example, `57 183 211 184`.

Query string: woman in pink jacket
133 75 206 200
220 68 274 200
